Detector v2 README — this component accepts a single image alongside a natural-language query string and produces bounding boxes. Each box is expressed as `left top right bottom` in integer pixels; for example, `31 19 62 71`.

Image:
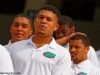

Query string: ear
33 19 36 26
85 46 90 53
30 28 33 36
71 26 75 33
54 24 59 31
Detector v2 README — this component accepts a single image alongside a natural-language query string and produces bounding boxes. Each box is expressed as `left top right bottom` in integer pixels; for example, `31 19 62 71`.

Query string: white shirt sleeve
87 46 99 67
0 45 14 74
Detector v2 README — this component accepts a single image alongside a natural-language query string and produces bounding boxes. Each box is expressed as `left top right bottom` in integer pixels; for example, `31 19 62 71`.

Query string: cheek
48 26 54 32
10 27 15 31
78 51 84 58
25 30 32 35
11 29 16 35
56 31 64 37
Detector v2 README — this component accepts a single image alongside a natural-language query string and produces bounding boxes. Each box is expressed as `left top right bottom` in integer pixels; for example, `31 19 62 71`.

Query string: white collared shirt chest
71 59 100 75
64 44 99 67
9 38 71 75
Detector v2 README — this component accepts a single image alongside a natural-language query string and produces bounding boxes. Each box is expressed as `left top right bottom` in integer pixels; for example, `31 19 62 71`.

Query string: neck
73 58 87 64
32 35 52 48
11 39 15 43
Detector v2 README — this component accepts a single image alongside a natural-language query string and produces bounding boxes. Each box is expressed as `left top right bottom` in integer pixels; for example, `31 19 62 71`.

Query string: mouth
71 55 74 58
15 33 23 37
39 26 47 30
71 52 77 58
71 55 76 60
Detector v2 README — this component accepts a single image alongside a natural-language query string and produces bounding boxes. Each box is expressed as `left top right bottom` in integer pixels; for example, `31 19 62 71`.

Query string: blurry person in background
69 34 100 75
4 14 33 51
54 15 99 67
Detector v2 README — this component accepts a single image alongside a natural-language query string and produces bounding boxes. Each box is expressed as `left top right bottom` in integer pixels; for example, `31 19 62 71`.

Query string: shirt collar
63 43 69 47
49 38 57 49
7 40 13 45
28 36 36 47
28 35 57 49
73 59 92 68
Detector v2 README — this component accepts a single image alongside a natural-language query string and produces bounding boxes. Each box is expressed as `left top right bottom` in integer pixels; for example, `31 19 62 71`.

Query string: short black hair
37 5 61 23
59 15 75 28
70 34 91 47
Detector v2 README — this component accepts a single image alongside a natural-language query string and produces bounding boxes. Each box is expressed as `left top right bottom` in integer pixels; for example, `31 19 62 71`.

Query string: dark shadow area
60 0 96 21
0 0 26 14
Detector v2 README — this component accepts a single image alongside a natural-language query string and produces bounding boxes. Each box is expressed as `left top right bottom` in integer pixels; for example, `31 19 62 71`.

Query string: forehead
58 26 71 31
12 17 32 27
60 25 70 29
37 10 57 18
13 17 30 22
70 39 84 45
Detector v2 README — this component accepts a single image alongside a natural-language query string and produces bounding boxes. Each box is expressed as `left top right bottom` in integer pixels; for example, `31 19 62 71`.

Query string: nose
17 25 23 30
70 47 76 53
41 18 47 24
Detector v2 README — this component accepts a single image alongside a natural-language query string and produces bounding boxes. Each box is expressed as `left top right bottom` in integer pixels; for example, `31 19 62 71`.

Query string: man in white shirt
69 34 100 75
5 14 33 50
7 5 72 75
0 44 13 74
54 15 99 67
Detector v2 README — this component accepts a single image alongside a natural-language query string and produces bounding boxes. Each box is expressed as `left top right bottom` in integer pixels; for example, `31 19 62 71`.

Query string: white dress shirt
0 44 14 74
7 38 72 75
71 59 100 75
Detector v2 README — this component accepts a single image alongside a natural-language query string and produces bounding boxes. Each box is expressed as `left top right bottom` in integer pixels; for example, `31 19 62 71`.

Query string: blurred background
0 0 100 50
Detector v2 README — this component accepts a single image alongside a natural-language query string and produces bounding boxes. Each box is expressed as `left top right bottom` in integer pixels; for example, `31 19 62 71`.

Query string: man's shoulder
51 40 66 50
54 43 70 56
11 40 29 50
0 44 9 54
89 46 96 53
56 43 67 50
14 40 28 45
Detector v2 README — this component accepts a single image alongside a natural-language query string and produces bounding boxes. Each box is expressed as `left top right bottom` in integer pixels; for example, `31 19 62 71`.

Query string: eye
46 17 52 21
75 46 80 49
38 16 44 20
13 23 19 27
69 46 72 50
22 24 29 28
